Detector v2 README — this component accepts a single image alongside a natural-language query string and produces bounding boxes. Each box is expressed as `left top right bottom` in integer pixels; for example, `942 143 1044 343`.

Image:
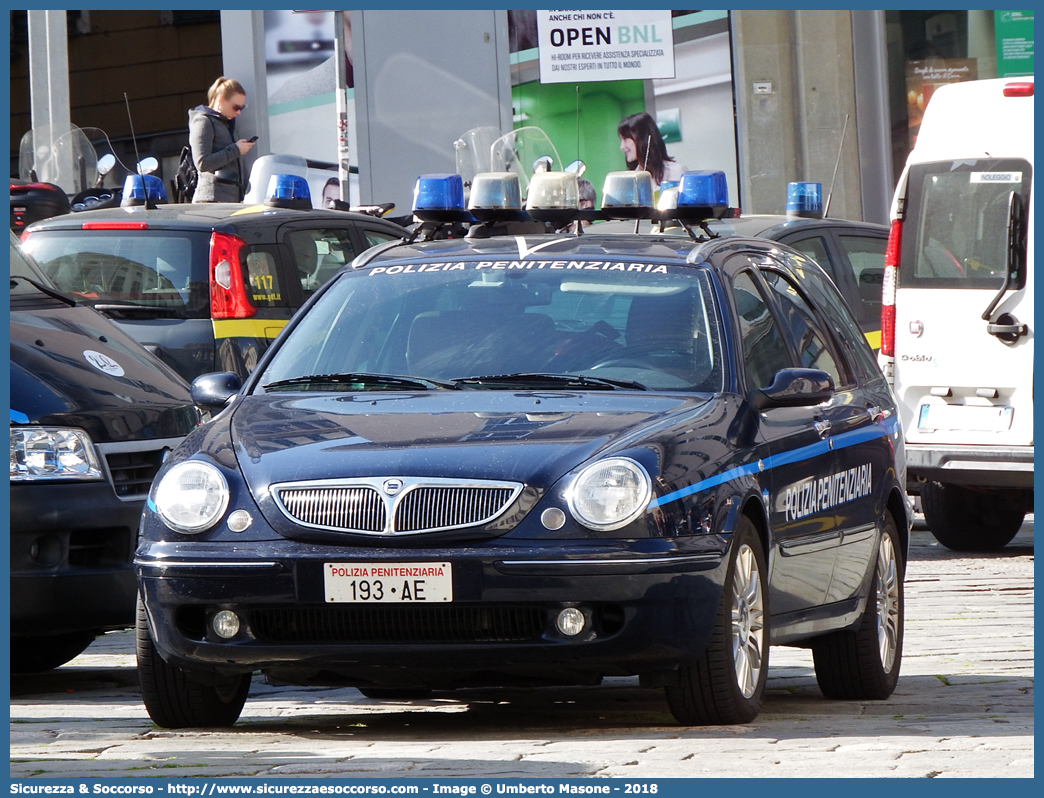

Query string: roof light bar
468 171 525 221
601 171 654 219
525 171 579 225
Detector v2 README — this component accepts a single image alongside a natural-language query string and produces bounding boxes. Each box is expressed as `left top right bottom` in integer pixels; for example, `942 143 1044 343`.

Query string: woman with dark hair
617 112 687 190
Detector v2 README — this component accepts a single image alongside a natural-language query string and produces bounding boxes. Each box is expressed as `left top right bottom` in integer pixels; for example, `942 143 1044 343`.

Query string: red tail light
10 182 59 193
209 232 256 320
19 229 32 244
879 219 902 358
1003 82 1034 97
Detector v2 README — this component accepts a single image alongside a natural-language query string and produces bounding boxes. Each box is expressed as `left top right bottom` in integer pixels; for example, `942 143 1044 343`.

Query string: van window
24 230 210 317
902 159 1031 289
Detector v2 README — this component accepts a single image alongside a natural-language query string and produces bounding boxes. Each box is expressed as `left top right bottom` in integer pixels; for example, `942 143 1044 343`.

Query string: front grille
394 486 516 532
278 487 386 533
251 605 546 644
272 478 523 536
104 449 165 498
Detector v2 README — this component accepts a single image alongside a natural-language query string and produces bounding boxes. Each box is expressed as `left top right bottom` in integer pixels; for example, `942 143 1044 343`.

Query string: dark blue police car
135 169 909 728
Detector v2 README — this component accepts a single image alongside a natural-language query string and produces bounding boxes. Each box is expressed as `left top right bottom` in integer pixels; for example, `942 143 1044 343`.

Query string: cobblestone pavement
10 523 1033 779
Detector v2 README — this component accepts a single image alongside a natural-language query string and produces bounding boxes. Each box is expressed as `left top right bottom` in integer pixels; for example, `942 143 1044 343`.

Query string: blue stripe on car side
10 409 30 424
648 416 900 509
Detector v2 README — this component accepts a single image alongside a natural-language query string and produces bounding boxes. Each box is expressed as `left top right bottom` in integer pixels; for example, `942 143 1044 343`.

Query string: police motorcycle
12 124 158 231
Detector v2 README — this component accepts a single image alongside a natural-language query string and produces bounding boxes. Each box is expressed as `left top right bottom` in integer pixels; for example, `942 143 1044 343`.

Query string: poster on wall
994 10 1034 77
536 10 675 84
904 58 977 146
263 10 357 205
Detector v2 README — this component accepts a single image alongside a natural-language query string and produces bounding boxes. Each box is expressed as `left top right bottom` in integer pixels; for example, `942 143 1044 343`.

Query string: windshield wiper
451 372 647 391
9 276 77 306
263 372 457 392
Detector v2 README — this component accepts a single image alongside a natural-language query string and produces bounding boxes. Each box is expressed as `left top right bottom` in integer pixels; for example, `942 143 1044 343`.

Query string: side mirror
751 368 834 411
97 153 116 177
565 160 587 178
190 372 242 410
137 156 159 176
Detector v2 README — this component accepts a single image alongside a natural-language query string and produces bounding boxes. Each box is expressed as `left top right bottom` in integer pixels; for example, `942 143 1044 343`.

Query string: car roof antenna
124 91 157 210
822 113 849 219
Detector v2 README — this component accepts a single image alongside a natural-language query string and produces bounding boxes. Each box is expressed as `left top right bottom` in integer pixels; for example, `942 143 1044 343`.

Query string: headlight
567 457 652 531
10 427 102 481
152 460 229 534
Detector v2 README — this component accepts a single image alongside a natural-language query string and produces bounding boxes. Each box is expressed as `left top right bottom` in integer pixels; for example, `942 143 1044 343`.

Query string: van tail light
1003 82 1033 97
209 232 256 320
880 219 902 358
19 229 32 244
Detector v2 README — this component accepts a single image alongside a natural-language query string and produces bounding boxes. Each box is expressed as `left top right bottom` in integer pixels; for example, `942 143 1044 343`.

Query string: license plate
324 562 453 603
917 403 1013 432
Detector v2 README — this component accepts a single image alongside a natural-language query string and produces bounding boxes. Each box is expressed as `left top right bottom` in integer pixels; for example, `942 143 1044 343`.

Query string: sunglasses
231 103 246 113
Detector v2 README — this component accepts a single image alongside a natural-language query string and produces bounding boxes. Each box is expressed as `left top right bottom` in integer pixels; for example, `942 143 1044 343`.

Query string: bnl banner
994 10 1034 77
536 10 675 84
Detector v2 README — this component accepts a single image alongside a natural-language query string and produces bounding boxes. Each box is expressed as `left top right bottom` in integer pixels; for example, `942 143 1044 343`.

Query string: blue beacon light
412 174 471 222
121 174 167 206
264 174 312 209
786 181 823 218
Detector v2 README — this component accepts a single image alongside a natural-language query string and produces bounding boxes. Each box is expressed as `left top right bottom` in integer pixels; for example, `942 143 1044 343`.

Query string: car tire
10 632 96 673
136 597 250 729
921 481 1024 551
665 515 768 725
358 688 433 700
812 512 903 700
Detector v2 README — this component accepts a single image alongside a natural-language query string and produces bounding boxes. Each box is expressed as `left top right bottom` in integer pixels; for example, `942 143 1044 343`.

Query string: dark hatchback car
9 233 200 672
598 214 889 351
20 201 408 382
134 173 909 729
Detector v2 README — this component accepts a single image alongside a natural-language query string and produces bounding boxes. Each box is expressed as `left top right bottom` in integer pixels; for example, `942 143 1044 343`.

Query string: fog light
541 507 566 530
556 607 586 636
211 610 240 639
227 510 252 532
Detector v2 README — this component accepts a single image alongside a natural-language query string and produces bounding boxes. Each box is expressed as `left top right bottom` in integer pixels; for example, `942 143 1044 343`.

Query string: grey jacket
188 106 242 202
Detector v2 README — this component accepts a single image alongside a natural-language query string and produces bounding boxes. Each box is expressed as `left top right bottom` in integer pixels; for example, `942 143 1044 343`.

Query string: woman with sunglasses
188 77 256 202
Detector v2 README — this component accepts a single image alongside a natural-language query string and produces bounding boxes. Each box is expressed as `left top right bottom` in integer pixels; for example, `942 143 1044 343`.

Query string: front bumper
905 443 1034 489
136 536 729 689
10 481 142 636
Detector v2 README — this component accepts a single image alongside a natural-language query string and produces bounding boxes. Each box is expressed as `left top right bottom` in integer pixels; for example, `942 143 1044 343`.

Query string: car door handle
813 419 832 436
866 405 884 423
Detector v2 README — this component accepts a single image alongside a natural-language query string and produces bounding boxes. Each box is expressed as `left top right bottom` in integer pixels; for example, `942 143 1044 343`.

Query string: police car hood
10 303 198 443
231 391 716 489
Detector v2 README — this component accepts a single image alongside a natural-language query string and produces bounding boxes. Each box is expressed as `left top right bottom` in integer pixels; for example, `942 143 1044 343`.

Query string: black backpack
173 145 198 204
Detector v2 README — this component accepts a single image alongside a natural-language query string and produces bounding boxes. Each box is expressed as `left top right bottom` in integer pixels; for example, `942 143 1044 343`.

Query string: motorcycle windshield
490 126 561 199
18 124 99 194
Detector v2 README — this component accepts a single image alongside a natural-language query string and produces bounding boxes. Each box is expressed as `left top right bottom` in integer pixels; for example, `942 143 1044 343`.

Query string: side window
776 253 882 384
837 234 886 323
362 227 404 248
761 269 845 387
244 251 283 306
731 270 792 390
784 235 834 278
286 228 360 296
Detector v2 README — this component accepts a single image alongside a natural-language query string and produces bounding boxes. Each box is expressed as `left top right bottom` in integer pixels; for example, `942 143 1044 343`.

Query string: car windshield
257 261 725 393
22 229 210 316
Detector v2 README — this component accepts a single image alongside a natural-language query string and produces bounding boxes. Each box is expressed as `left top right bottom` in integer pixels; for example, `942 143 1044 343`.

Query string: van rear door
893 157 1032 449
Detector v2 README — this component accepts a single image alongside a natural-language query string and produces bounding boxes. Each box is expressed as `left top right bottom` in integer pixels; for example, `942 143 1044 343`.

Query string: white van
879 77 1033 551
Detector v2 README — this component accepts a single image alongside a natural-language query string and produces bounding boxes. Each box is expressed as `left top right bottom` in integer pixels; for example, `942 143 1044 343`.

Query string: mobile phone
247 136 259 143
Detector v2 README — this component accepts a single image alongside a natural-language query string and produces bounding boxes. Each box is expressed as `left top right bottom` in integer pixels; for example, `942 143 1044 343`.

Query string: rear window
22 229 210 317
901 158 1031 290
